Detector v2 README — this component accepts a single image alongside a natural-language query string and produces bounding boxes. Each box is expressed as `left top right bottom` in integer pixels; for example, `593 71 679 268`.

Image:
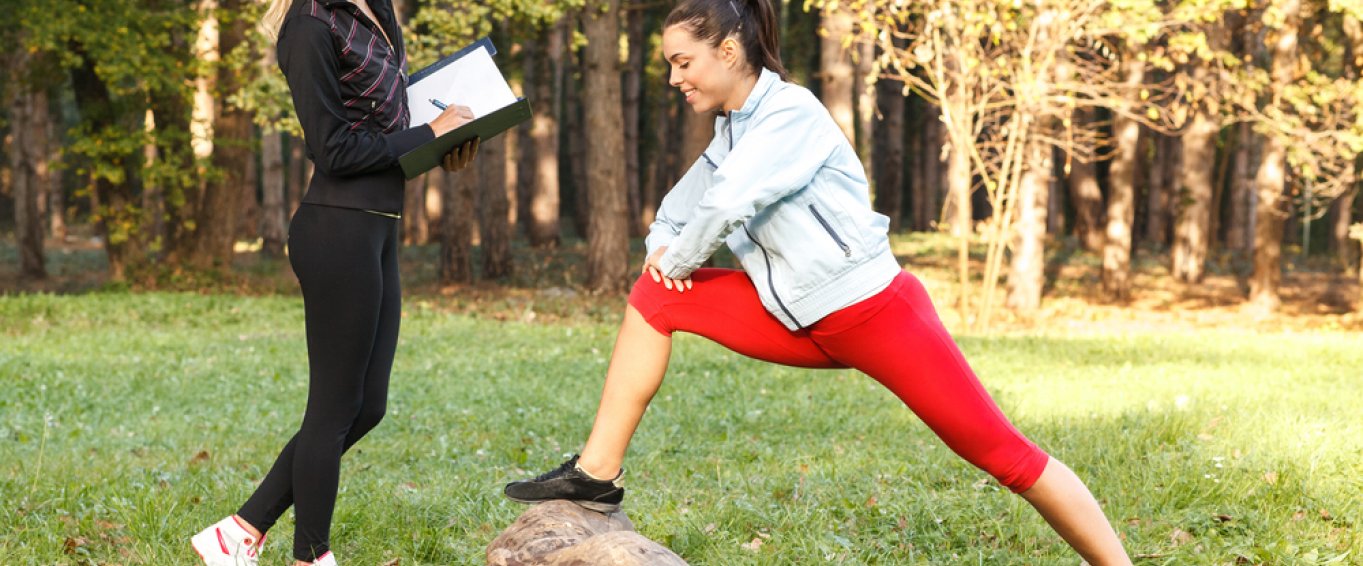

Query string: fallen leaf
190 450 211 464
741 537 763 551
1170 528 1194 545
1319 509 1333 521
865 496 877 508
703 523 717 534
1263 472 1278 485
381 559 401 566
63 537 90 555
1293 511 1306 521
1215 514 1233 522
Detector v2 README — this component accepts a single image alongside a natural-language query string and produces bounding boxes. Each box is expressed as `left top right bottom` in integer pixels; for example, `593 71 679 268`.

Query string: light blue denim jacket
649 68 903 330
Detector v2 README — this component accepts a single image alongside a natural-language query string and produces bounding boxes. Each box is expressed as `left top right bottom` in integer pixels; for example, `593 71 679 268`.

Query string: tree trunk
9 50 49 280
402 176 428 245
190 0 218 164
261 130 288 256
873 77 905 232
47 104 66 242
1227 121 1255 252
191 0 253 267
512 109 531 235
258 36 287 257
646 80 683 228
819 5 855 144
1102 54 1145 301
528 21 564 248
581 0 631 292
943 107 975 310
943 123 970 237
488 501 687 566
479 134 513 279
623 3 646 237
440 167 476 284
918 104 943 231
1332 15 1362 273
178 0 218 263
1067 110 1105 252
288 134 308 214
1048 150 1065 236
905 97 925 230
853 39 875 185
1250 0 1301 311
564 39 590 240
1145 133 1176 247
424 169 444 241
141 108 167 254
168 0 251 268
1332 186 1359 273
1007 137 1052 313
1172 105 1218 283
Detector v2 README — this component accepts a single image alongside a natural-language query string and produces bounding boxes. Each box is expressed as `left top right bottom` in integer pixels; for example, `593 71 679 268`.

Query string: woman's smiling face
662 24 746 114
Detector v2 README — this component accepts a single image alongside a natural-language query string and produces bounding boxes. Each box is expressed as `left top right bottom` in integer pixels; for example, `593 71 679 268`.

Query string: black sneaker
504 455 625 513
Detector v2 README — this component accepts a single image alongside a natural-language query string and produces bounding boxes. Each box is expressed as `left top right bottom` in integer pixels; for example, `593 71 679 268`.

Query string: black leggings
237 203 401 561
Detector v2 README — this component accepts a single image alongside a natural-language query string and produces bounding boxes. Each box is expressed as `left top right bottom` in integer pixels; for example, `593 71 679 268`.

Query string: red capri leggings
628 268 1050 493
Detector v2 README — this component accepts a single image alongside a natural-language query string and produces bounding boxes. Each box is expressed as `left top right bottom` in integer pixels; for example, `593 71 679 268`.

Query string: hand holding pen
428 98 474 137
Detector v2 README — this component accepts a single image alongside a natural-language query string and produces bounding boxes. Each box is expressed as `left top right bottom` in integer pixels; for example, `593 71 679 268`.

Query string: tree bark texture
581 0 631 292
1250 0 1301 311
487 501 687 566
479 134 513 279
819 5 855 144
1007 137 1052 313
873 77 905 232
1102 54 1145 301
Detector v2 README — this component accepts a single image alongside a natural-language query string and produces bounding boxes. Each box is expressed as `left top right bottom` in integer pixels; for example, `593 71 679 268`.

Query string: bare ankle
575 456 620 481
231 515 263 540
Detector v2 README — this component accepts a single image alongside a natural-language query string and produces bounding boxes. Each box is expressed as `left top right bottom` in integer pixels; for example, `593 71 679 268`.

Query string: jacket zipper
701 153 718 169
808 205 851 257
729 113 802 328
743 226 803 329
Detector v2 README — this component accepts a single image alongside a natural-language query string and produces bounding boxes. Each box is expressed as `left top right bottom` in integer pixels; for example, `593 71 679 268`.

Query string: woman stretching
190 0 477 564
504 0 1132 563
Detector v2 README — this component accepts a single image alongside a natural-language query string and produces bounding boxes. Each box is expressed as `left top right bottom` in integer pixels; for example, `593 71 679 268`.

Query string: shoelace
532 456 581 482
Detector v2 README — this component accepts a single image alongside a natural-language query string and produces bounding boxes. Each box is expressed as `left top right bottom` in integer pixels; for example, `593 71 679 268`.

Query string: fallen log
487 500 687 566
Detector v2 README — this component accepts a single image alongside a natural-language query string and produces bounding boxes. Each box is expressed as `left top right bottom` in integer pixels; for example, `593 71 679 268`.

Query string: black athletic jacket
277 0 433 214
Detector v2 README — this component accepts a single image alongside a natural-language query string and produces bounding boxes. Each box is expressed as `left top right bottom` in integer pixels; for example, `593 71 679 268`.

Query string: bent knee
351 402 386 436
974 443 1050 493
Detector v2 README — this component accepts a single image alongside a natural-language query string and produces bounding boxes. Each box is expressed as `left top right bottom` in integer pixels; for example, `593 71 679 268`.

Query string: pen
430 98 448 111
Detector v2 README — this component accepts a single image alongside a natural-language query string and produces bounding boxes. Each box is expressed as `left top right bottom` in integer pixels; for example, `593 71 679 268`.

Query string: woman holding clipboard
190 1 477 565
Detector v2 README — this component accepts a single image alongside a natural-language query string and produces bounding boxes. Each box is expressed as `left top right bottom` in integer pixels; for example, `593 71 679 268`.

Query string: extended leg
576 269 841 478
811 273 1130 565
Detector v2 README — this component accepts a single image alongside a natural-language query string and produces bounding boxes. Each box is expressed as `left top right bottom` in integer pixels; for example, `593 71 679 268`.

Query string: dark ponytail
665 0 789 81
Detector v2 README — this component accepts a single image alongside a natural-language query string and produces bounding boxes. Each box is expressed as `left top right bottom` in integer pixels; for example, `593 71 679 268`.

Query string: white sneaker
191 516 264 566
312 551 338 566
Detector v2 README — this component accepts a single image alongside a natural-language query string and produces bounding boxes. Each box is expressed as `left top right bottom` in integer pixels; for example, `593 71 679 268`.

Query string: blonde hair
260 0 289 40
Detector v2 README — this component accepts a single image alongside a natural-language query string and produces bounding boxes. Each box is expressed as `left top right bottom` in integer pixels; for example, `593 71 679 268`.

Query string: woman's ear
720 37 741 68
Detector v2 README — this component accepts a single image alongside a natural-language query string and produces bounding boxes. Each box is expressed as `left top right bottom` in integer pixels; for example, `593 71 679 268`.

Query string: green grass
1 292 1360 565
